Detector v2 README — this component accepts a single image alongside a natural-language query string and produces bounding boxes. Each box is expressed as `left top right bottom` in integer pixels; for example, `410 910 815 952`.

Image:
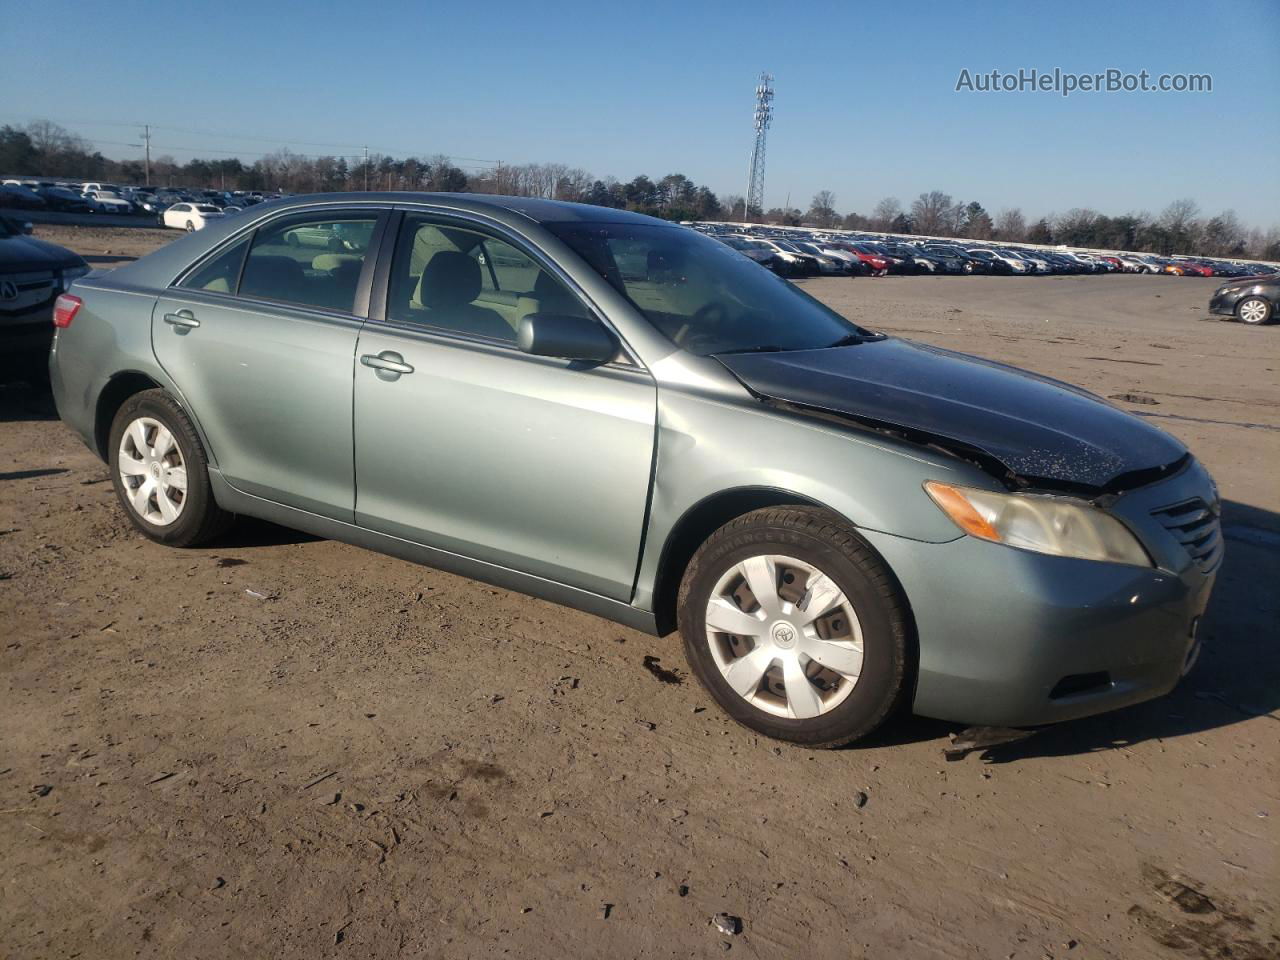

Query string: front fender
633 390 978 610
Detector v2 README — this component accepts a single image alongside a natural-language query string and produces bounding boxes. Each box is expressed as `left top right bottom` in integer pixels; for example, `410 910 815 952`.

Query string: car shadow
0 379 58 422
209 516 322 548
915 497 1280 763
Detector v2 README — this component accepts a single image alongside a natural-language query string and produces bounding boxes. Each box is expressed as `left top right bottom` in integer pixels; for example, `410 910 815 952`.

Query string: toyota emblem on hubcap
771 623 796 647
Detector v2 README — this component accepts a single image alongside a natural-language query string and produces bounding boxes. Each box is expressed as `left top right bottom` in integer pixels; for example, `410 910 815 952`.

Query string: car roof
82 192 678 290
257 191 667 226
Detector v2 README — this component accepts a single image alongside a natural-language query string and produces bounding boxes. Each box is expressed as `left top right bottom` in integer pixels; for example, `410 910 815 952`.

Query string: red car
1178 261 1215 277
828 242 891 276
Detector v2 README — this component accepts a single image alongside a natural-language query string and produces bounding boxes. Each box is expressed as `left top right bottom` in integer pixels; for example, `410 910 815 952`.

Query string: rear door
152 208 387 522
351 211 656 601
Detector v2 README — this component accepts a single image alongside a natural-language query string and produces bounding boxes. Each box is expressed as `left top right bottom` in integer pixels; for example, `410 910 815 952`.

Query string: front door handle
163 310 200 329
360 351 414 379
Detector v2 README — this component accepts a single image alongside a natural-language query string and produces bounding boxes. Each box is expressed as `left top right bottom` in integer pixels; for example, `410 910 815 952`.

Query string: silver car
49 193 1220 747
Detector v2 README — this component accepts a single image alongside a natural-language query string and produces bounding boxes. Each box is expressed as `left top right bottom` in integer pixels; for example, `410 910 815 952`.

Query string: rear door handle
360 351 414 378
163 310 200 329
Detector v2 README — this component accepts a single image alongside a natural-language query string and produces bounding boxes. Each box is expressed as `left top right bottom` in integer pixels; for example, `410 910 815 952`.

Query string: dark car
35 186 93 214
1208 273 1279 325
923 244 988 274
0 183 48 211
0 215 89 378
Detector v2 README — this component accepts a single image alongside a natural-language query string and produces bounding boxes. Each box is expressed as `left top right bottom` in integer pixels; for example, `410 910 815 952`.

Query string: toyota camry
49 193 1220 747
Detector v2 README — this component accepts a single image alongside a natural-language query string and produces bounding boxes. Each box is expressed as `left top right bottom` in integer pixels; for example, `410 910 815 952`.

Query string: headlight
60 265 91 290
924 481 1152 566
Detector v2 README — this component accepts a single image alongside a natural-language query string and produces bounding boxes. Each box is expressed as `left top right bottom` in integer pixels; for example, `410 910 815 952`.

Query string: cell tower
745 72 774 222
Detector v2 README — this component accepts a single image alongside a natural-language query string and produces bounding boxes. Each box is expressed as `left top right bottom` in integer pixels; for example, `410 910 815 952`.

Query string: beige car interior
395 223 589 340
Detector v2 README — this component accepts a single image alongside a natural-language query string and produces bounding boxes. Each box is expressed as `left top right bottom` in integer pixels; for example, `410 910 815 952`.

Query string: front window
547 222 865 356
386 215 594 344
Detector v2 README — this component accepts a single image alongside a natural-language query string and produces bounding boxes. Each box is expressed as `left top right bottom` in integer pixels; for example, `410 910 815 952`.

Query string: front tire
677 507 910 748
185 220 195 232
1237 296 1273 325
108 390 232 546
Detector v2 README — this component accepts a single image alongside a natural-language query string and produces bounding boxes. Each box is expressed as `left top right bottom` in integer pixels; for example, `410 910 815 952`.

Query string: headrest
418 251 480 309
312 253 362 272
647 248 687 281
240 255 304 298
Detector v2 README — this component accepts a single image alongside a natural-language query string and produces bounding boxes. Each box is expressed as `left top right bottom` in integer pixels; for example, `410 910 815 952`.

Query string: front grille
1151 498 1223 574
0 270 57 315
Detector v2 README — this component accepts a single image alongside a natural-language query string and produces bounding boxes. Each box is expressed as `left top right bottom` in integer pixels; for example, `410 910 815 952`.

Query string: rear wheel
108 390 232 546
184 220 195 232
1237 296 1273 325
677 507 910 748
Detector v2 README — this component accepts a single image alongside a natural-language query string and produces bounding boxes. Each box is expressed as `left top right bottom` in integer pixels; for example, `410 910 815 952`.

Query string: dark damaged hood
0 233 85 272
716 338 1187 490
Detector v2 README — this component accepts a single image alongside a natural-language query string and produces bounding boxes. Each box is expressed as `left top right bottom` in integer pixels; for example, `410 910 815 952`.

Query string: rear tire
1237 296 1273 326
108 389 232 547
677 507 910 748
185 220 195 232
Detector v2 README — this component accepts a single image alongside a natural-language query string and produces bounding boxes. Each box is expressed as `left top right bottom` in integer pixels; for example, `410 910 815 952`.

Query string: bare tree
994 208 1026 241
808 190 838 228
1159 198 1203 250
910 190 953 236
1202 210 1245 257
871 197 901 231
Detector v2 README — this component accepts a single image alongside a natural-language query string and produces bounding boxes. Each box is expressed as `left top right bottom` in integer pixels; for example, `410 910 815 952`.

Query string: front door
352 213 656 601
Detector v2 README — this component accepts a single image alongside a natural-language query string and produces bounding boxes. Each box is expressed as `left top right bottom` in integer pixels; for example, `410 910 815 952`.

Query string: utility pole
142 124 152 185
363 146 369 191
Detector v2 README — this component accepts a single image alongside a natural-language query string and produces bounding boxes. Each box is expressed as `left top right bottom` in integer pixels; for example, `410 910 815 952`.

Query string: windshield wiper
827 332 881 348
714 344 790 355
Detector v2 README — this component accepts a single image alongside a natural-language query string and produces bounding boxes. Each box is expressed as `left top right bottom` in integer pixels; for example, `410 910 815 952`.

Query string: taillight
53 293 82 328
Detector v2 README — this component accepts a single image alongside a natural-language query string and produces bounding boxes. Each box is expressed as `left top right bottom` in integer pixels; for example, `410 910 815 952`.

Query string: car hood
0 233 85 272
1223 274 1277 288
716 337 1187 490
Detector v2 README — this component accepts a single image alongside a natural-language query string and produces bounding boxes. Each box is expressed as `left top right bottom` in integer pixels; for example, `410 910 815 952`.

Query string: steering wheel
677 301 731 350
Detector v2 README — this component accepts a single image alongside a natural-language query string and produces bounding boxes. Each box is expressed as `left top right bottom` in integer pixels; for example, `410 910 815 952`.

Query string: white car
83 190 134 215
162 203 226 232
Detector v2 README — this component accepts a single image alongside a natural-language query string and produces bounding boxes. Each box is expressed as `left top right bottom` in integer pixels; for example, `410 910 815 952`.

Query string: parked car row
695 223 1275 280
0 177 287 229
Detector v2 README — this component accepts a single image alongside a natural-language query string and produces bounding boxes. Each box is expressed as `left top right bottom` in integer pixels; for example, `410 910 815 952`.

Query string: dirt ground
2 226 1278 960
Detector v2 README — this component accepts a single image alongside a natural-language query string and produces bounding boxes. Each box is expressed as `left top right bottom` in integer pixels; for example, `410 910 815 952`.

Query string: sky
3 0 1278 228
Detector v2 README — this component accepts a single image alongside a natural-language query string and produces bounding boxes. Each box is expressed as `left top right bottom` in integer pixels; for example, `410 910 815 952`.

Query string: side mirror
21 221 34 235
517 313 618 363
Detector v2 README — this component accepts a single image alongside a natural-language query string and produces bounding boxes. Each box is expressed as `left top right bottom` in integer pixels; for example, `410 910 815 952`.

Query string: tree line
0 121 725 222
764 190 1278 261
2 120 1275 259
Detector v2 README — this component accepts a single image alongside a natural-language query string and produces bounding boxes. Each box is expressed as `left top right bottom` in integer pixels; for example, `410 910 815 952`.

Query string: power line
0 115 500 167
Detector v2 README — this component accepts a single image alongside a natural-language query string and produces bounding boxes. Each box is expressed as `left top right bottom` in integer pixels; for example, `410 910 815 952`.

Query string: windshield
547 221 865 356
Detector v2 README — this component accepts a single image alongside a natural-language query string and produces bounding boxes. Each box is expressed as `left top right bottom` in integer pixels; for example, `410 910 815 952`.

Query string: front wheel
677 507 910 748
185 220 195 232
108 390 233 546
1237 296 1273 325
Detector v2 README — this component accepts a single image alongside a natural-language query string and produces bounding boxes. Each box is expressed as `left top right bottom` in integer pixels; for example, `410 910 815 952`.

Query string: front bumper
863 459 1220 727
1209 289 1244 316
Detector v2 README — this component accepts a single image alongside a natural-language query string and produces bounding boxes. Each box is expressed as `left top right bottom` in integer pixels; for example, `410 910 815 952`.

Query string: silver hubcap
1240 300 1267 323
118 417 187 526
704 554 863 720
